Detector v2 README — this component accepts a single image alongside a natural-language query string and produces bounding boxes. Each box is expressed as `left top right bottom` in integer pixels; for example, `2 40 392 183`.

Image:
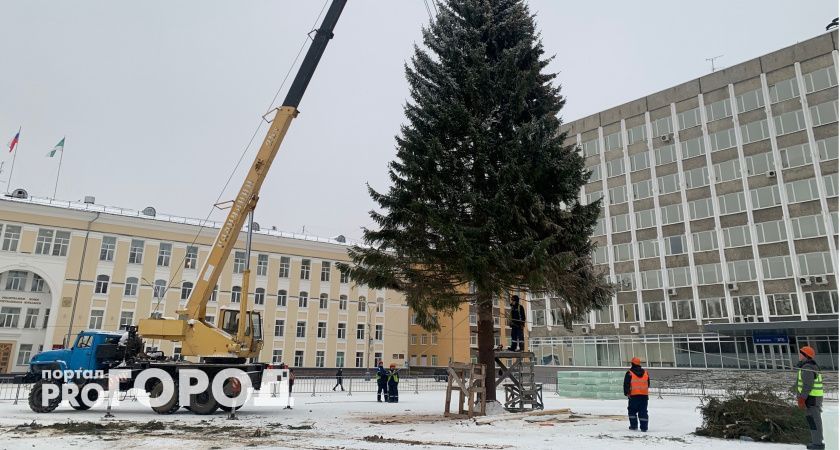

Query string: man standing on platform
507 295 526 352
796 345 824 450
624 357 650 432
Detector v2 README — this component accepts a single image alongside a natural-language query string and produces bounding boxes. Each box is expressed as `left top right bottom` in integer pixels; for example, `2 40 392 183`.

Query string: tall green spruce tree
345 0 613 401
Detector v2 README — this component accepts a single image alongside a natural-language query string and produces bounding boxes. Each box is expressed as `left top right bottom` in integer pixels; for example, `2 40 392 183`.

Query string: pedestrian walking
796 346 824 450
333 367 344 391
624 357 649 432
285 365 295 410
387 364 400 403
507 295 526 351
376 361 389 402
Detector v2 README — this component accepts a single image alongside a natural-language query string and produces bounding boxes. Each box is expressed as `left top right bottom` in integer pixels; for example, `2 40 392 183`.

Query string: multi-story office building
0 195 407 373
530 31 839 370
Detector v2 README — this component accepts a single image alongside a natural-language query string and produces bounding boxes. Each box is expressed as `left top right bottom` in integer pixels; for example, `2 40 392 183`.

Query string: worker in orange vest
623 357 650 432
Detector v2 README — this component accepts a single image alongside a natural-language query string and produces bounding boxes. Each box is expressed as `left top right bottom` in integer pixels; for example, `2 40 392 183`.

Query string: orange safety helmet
631 357 642 366
800 346 816 359
389 363 396 369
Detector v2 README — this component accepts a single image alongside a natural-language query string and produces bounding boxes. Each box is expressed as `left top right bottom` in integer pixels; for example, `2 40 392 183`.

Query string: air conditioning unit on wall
667 288 677 296
726 282 739 291
629 325 640 334
813 275 828 285
766 170 777 178
660 134 672 142
580 326 590 334
798 276 812 286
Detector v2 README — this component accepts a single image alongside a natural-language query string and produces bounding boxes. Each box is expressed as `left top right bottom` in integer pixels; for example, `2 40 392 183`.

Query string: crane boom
139 0 347 358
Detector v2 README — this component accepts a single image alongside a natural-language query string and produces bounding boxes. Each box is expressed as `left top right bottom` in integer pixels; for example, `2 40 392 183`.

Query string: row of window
2 271 47 293
408 333 440 346
0 307 50 329
272 319 384 341
271 349 391 369
579 67 838 157
609 250 832 290
536 291 837 326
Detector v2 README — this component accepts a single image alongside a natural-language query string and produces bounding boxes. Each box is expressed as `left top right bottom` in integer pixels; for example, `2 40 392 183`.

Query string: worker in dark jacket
376 361 389 402
333 367 344 391
387 363 400 403
507 295 526 351
796 346 824 450
623 357 650 432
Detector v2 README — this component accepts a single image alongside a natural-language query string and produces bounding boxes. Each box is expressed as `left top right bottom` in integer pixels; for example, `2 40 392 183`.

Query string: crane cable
151 0 332 314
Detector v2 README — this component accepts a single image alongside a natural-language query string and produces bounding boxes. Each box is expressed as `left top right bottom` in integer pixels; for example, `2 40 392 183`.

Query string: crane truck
23 0 347 415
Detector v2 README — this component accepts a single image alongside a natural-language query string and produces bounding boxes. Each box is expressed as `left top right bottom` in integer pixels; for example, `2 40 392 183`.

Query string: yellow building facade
0 195 407 373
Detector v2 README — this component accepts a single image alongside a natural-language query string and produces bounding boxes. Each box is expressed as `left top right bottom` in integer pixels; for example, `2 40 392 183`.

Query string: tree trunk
476 291 496 402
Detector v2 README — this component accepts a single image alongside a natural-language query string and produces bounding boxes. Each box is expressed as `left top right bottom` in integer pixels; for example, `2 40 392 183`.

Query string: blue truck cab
26 330 124 382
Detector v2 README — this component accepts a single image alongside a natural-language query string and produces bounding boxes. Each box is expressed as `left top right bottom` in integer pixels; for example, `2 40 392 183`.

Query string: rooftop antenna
827 17 839 31
705 55 724 72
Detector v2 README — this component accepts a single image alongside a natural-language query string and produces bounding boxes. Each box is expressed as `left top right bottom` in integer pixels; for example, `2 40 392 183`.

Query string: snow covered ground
0 390 835 449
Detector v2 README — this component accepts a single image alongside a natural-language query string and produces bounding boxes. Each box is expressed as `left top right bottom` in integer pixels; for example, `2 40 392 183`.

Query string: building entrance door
754 343 791 370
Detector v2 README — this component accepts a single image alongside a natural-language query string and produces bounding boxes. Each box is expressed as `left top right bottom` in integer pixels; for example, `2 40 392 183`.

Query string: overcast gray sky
0 0 836 241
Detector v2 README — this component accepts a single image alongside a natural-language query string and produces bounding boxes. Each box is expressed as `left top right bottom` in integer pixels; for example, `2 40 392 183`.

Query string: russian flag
8 128 20 153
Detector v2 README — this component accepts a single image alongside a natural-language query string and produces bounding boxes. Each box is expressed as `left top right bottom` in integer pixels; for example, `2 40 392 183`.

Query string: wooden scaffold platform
444 362 487 419
494 350 544 412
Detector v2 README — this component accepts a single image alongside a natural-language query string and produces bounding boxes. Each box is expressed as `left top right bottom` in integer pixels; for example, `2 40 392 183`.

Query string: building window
0 307 20 328
206 314 215 325
637 239 659 260
355 352 365 368
722 225 752 248
823 174 837 197
233 251 246 274
593 307 612 324
608 185 627 205
678 106 703 129
633 209 655 229
660 204 684 226
356 324 365 340
582 139 599 157
740 119 770 144
231 286 242 303
89 310 104 329
629 152 649 173
791 214 826 239
431 334 438 345
94 274 109 295
727 259 757 282
100 236 116 261
340 268 350 284
755 220 787 244
655 144 677 166
274 319 284 337
470 334 478 347
317 322 327 339
272 350 283 364
296 321 307 338
320 261 331 282
5 271 26 291
761 255 794 279
774 109 807 136
337 323 347 340
651 116 673 136
644 301 666 321
180 282 193 300
375 325 383 341
700 297 727 319
376 297 384 313
705 99 732 122
300 259 311 280
319 293 329 309
157 243 172 267
744 151 774 176
51 231 70 256
16 344 32 366
688 197 714 220
185 245 198 269
119 311 133 329
695 263 722 285
257 254 268 276
35 229 55 255
803 67 838 93
410 334 417 345
692 230 718 252
708 128 736 152
254 287 265 305
277 289 287 307
657 173 680 195
768 77 800 103
718 192 746 215
23 308 38 329
805 291 839 315
339 295 347 310
785 178 820 203
588 164 602 182
358 296 366 311
798 252 833 276
618 303 638 323
611 213 630 233
626 124 646 145
336 351 345 368
279 256 291 278
615 273 635 291
613 243 633 262
667 266 691 287
313 351 325 367
681 137 705 159
1 225 21 252
750 185 781 209
128 239 144 264
42 308 50 329
153 279 168 299
736 88 764 113
606 157 625 178
294 351 304 367
671 300 695 320
779 143 813 169
604 131 622 151
298 291 308 308
124 277 138 297
639 270 662 290
30 274 45 292
817 137 838 161
585 191 603 205
592 246 608 264
713 159 741 183
684 166 709 189
733 296 763 318
767 293 799 317
210 285 218 302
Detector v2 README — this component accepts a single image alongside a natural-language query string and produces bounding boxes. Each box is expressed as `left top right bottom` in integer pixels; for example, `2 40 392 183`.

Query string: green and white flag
46 137 64 157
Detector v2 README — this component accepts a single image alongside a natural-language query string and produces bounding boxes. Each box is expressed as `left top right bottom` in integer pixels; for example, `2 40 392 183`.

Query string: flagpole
52 142 64 199
6 127 20 194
